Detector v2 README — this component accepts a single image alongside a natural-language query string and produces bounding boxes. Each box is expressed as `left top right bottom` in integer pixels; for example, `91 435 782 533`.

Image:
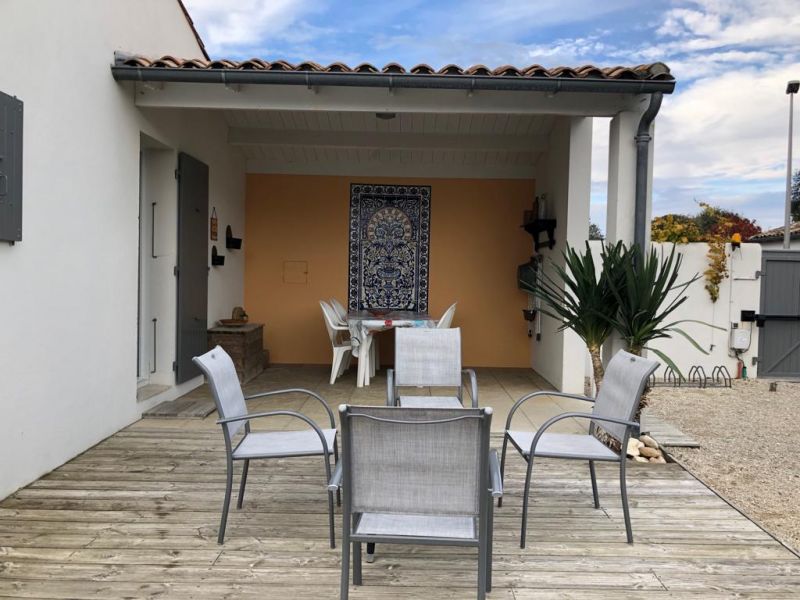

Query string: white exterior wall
584 241 762 383
0 1 245 498
530 116 593 393
647 242 761 379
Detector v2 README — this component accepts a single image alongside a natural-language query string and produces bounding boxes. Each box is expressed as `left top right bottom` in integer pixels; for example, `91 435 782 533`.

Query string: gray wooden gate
175 152 209 384
758 250 800 378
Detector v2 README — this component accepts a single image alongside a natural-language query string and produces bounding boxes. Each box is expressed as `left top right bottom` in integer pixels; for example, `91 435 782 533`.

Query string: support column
530 116 592 393
605 111 639 244
560 117 593 393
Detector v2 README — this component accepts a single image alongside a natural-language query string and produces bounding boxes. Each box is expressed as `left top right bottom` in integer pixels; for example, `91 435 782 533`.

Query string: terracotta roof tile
116 55 673 82
748 222 800 242
409 64 436 75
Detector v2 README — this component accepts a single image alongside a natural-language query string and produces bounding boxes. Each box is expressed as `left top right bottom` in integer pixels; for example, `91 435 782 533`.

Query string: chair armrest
489 449 503 498
244 388 336 429
386 369 396 406
529 412 638 458
217 410 334 457
462 369 479 408
328 460 343 492
505 390 595 430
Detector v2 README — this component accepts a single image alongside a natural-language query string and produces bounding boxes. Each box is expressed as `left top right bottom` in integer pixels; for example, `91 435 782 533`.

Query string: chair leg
334 439 341 507
589 460 600 509
487 493 494 593
365 542 375 563
498 434 509 508
236 459 250 510
331 349 343 384
520 454 535 549
353 542 362 585
340 527 351 600
328 489 336 549
620 459 633 543
218 455 234 545
477 520 488 600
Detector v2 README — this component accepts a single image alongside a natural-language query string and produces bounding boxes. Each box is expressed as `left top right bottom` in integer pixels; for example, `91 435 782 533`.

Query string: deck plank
0 426 797 599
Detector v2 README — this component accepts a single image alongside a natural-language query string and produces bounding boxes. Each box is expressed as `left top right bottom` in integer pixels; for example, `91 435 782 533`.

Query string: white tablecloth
347 311 435 386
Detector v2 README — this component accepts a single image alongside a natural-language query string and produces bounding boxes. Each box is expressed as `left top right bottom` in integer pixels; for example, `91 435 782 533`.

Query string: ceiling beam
227 127 548 152
131 82 643 116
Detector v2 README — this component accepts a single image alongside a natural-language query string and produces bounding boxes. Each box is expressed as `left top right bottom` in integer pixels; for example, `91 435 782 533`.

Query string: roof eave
110 65 676 95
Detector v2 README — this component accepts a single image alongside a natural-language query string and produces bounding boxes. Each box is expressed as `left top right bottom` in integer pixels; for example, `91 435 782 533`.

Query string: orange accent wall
245 174 535 367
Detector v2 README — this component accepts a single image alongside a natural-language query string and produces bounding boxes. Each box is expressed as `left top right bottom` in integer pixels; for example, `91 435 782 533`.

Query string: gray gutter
634 92 663 250
110 65 676 95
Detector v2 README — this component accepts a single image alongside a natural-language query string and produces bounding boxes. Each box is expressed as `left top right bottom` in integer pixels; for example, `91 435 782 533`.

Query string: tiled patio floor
2 367 799 598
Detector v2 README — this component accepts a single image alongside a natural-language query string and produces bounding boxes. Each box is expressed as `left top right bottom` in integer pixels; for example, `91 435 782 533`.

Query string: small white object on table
347 310 435 387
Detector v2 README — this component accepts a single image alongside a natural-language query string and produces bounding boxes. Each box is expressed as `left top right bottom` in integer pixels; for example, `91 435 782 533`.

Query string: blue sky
184 0 800 232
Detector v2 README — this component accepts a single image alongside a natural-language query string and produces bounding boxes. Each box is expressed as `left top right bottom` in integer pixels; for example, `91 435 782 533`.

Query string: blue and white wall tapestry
348 183 431 312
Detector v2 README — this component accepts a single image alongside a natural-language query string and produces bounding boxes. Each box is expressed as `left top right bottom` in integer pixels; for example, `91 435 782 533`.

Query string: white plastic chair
320 301 352 384
436 302 457 329
329 298 349 325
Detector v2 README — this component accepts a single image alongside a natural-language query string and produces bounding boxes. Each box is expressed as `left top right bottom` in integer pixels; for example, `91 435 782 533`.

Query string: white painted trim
228 127 549 152
245 159 538 179
132 82 644 116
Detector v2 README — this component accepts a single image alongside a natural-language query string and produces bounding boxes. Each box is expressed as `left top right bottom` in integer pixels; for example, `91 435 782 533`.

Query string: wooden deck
2 424 799 599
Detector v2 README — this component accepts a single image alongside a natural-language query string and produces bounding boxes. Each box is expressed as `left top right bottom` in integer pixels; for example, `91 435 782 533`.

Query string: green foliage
792 169 800 223
588 222 604 240
519 242 622 353
651 203 762 242
651 214 702 243
605 244 721 378
651 203 762 303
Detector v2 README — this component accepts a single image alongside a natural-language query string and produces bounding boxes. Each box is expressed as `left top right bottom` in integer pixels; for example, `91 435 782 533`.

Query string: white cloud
656 62 800 182
657 0 800 53
182 0 324 56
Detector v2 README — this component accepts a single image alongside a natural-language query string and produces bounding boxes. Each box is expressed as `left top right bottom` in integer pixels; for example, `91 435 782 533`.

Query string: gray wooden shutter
175 152 209 383
0 91 23 243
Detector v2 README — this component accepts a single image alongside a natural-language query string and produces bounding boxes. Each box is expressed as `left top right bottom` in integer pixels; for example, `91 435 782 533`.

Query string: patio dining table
347 310 436 387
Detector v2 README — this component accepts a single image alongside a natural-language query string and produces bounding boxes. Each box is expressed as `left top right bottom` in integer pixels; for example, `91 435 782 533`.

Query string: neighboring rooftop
749 222 800 242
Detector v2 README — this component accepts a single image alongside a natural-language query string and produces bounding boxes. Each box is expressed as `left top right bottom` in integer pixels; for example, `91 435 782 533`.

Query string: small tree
520 242 624 390
607 244 721 418
588 222 604 240
792 169 800 223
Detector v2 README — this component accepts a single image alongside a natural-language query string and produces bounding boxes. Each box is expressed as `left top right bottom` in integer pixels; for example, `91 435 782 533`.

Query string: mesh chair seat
233 428 337 459
398 395 462 409
507 430 618 461
355 512 477 540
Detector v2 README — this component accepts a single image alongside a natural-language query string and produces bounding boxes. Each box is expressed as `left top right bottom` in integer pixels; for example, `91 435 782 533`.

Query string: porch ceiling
225 110 555 179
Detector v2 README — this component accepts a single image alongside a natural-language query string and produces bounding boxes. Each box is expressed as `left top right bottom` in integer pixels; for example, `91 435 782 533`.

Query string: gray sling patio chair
386 327 478 408
329 405 502 600
500 350 658 547
193 346 338 547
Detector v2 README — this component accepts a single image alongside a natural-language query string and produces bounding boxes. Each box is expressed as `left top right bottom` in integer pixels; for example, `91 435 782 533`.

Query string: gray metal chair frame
499 350 658 548
330 405 502 600
193 347 339 547
386 327 478 408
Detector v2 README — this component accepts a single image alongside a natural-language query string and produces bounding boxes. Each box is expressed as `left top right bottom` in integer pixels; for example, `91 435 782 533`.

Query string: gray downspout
633 92 663 250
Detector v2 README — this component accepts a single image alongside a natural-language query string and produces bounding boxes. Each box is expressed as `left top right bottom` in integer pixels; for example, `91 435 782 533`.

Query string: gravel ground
648 379 800 553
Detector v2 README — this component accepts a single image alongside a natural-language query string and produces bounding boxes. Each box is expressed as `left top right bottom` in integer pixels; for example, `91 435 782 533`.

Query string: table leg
357 333 372 388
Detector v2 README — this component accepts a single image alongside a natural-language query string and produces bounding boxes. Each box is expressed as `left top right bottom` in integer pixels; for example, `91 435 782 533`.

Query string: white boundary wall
0 1 246 498
586 241 762 384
